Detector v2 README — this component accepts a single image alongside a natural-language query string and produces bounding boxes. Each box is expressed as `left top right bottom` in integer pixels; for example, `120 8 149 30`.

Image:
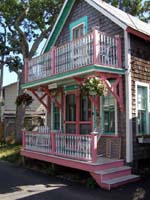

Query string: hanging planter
15 92 33 107
80 76 107 96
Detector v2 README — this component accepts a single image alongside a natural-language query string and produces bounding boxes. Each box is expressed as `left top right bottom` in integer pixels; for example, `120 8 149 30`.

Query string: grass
0 143 22 164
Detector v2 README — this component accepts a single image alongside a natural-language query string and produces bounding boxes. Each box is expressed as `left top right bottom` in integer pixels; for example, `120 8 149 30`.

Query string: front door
64 92 92 134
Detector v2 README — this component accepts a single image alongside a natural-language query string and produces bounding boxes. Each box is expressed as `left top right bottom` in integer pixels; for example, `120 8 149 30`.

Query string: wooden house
21 0 150 190
2 82 46 138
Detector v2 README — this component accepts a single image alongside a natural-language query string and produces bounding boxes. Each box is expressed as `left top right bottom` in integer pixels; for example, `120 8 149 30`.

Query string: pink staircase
90 160 139 190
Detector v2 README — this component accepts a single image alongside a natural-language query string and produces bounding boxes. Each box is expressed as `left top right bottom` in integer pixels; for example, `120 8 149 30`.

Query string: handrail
25 30 121 83
22 130 98 162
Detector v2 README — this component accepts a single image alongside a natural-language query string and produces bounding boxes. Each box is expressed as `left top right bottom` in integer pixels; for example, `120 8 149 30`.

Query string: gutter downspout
124 31 133 163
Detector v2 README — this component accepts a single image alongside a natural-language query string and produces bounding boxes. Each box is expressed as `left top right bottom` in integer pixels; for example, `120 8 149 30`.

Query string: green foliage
104 0 149 22
0 144 21 165
80 76 107 96
86 177 97 189
0 0 64 72
0 2 64 139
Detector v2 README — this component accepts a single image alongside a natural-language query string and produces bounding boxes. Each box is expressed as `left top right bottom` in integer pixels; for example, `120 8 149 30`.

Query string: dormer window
73 24 84 39
69 16 88 41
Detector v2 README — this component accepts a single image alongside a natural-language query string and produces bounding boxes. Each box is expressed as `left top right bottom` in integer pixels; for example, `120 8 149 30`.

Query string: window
102 91 116 134
80 95 92 134
137 86 147 134
69 16 88 41
66 94 76 121
80 95 91 121
73 24 84 40
51 101 60 130
64 93 92 135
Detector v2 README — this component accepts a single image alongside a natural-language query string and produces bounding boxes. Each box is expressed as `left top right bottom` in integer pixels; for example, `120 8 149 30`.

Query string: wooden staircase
90 160 139 190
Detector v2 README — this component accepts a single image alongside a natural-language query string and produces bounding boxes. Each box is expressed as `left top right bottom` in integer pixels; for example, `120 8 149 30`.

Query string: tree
104 0 150 22
0 20 9 121
0 0 64 142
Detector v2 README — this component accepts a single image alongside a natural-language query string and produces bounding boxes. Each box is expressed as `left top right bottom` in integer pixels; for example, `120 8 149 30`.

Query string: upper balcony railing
25 30 122 83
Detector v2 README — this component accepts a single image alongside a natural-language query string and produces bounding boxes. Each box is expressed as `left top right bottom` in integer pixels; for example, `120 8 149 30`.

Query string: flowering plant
80 76 107 96
15 92 33 107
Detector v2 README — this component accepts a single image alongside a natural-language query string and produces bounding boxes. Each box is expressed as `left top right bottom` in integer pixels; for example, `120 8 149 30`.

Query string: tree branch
14 7 29 58
29 26 52 58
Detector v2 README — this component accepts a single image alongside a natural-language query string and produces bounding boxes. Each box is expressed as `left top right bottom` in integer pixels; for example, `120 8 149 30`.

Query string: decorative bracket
28 88 49 112
74 73 124 112
96 72 124 112
73 76 100 111
40 86 63 112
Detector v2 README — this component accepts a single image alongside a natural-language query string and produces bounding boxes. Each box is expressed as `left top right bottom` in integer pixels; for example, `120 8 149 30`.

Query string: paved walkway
0 161 149 200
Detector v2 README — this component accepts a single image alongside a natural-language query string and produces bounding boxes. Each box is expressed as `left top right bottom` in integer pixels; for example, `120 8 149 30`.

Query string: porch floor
21 149 123 169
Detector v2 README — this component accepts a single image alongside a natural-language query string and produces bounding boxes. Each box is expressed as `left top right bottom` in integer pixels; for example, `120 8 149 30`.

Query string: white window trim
100 96 118 136
71 22 85 41
135 81 149 135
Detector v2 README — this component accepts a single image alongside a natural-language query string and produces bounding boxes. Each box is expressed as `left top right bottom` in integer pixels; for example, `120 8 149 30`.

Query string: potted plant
80 76 107 96
137 135 150 144
15 92 33 107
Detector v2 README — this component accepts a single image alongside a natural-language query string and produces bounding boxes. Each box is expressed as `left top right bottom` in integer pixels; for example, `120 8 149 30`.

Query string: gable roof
43 0 150 53
88 0 150 39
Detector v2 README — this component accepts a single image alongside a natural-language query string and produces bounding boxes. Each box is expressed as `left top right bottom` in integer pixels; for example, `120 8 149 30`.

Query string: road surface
0 161 149 200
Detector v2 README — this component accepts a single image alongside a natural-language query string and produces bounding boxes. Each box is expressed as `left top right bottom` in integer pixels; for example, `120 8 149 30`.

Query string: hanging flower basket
15 92 33 107
80 76 107 96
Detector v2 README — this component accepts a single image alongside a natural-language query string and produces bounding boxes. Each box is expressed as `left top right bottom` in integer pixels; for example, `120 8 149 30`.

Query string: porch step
101 174 140 190
91 163 140 190
95 166 131 180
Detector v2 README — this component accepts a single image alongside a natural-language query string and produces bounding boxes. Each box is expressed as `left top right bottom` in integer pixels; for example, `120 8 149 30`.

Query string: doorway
64 92 92 134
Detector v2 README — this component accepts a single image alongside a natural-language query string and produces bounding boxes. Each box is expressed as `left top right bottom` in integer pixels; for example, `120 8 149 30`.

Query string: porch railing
22 130 98 162
25 30 122 83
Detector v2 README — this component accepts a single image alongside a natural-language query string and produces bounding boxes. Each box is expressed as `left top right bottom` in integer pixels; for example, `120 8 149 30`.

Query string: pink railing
26 30 121 82
22 129 98 162
27 52 51 82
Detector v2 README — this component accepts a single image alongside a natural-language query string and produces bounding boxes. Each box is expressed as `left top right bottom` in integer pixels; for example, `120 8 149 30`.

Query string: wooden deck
21 130 139 190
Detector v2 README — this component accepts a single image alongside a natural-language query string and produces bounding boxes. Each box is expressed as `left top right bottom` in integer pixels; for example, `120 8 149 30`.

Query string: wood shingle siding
130 34 150 163
55 0 125 68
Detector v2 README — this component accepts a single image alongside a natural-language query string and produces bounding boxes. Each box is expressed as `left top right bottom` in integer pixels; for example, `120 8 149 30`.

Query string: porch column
93 29 99 65
91 131 98 162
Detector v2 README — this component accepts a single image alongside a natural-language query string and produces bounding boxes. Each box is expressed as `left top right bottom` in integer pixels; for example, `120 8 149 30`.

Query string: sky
3 67 17 86
2 0 147 86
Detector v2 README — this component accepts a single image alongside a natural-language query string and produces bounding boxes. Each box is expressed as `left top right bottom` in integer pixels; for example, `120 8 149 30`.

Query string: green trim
44 0 75 52
53 103 60 130
69 16 88 41
22 65 126 89
101 92 116 135
64 85 79 92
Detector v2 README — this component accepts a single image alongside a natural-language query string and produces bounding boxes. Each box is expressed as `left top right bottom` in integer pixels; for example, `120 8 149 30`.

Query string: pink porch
21 129 139 190
24 30 122 83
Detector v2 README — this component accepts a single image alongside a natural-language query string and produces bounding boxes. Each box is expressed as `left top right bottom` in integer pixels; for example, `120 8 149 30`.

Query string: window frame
135 81 149 135
51 100 61 131
64 91 92 135
100 91 118 135
69 16 88 41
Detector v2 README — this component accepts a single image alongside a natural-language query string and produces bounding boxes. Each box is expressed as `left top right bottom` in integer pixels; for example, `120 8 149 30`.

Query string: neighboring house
2 82 45 137
21 0 150 190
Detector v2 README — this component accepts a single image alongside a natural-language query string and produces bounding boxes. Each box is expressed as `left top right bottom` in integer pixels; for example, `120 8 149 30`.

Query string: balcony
25 30 122 83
